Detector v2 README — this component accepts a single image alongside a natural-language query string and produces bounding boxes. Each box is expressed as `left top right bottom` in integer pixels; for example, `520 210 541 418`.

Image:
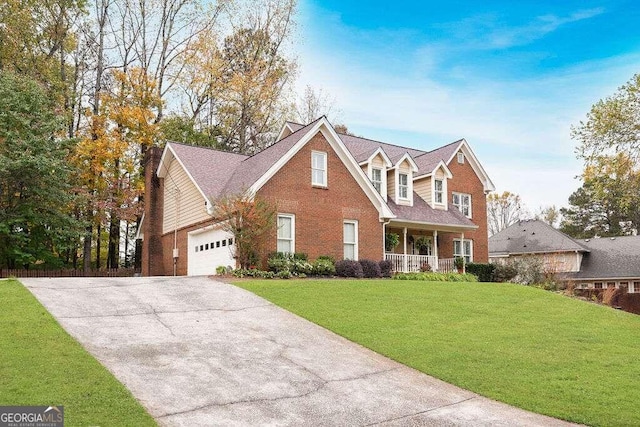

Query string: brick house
140 117 495 276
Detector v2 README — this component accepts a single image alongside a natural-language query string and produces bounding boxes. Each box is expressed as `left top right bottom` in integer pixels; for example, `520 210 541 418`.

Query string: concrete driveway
23 276 577 426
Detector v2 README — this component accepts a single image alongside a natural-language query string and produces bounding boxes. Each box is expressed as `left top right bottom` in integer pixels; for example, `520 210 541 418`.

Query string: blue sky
295 0 640 212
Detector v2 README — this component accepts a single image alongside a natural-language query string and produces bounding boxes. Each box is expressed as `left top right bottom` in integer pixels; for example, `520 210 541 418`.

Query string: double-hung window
434 179 443 204
452 192 472 218
398 173 408 199
371 168 382 194
311 151 327 187
343 220 358 260
277 214 295 253
453 239 473 263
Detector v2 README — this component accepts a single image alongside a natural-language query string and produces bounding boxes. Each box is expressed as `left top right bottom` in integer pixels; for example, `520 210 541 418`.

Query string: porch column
433 230 438 271
461 231 465 274
403 227 408 272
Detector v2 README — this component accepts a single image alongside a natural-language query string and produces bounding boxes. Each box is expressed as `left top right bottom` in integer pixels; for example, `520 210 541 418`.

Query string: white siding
414 177 432 205
387 169 395 200
490 252 581 273
163 159 209 234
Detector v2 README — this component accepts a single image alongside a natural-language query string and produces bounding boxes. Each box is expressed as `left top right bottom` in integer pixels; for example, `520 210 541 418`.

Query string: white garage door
187 227 235 276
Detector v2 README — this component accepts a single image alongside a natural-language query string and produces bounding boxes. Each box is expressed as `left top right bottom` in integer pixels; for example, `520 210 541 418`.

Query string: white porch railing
385 254 437 272
385 254 458 273
438 258 456 273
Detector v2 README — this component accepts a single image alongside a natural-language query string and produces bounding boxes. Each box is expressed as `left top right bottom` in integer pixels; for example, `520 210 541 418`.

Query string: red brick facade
258 132 384 261
440 152 489 263
141 129 490 276
141 147 165 276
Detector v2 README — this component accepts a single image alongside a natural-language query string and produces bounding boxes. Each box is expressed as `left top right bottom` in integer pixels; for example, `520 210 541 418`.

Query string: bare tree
487 191 528 236
535 205 561 228
295 84 340 124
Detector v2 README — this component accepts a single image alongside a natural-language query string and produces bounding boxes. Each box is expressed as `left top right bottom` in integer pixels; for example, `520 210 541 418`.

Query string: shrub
359 259 381 278
379 260 393 278
232 269 275 279
267 252 312 276
293 253 308 261
215 265 228 275
316 255 335 263
277 270 292 279
294 260 314 275
492 264 518 282
466 263 496 282
335 260 364 278
312 258 336 276
420 262 432 272
393 272 478 282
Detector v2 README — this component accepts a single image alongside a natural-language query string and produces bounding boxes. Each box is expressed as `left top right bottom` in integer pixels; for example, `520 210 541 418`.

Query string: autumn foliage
210 192 276 269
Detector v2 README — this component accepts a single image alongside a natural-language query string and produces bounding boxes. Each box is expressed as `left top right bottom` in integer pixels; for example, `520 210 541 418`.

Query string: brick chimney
142 146 165 276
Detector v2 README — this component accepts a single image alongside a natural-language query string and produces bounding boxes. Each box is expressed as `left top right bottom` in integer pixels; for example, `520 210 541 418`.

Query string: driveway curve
23 276 577 426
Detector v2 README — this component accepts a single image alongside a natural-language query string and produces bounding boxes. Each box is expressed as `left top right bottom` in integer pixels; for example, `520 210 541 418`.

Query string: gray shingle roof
413 140 463 175
568 236 640 280
387 193 477 228
164 119 483 230
221 118 323 196
489 220 590 255
339 134 426 164
167 142 248 199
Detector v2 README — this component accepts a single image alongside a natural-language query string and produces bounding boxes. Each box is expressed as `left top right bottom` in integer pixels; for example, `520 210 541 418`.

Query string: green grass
0 279 156 426
237 279 640 426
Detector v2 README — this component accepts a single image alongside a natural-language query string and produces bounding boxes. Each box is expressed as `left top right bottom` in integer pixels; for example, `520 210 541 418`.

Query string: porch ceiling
388 219 478 233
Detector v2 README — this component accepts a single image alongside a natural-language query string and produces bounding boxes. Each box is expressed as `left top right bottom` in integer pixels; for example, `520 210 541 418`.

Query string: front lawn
237 279 640 426
0 279 156 426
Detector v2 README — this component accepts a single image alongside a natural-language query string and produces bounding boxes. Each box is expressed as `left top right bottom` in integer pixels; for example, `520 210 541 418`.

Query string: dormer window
371 168 382 194
457 152 465 164
434 179 443 204
398 173 409 199
311 151 327 187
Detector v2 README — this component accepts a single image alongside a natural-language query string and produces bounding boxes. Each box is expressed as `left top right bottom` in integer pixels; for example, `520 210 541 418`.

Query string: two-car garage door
187 227 236 276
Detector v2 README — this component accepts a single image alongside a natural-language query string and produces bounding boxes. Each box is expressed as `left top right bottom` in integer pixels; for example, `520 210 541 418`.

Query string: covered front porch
384 221 473 273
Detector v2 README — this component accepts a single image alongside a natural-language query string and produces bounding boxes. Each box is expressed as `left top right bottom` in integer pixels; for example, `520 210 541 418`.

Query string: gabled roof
568 236 640 280
388 193 477 229
340 133 426 164
489 220 590 256
158 142 248 201
413 140 462 177
157 117 493 230
222 119 322 196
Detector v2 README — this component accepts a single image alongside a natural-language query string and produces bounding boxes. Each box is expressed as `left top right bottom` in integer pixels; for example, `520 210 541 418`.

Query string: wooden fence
0 268 140 278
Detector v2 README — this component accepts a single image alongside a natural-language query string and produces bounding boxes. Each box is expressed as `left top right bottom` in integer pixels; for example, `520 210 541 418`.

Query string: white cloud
295 5 639 210
434 8 605 50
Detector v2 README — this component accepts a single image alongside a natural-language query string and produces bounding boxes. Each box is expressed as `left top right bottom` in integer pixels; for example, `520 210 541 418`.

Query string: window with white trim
452 192 472 218
371 168 382 194
631 282 640 293
311 151 327 187
343 220 358 260
277 214 295 253
434 179 443 204
398 173 409 199
457 152 465 164
453 239 473 263
594 282 603 289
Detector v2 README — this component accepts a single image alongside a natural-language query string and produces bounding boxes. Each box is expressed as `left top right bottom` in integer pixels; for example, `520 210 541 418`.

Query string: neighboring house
140 117 495 276
489 220 590 273
489 219 640 294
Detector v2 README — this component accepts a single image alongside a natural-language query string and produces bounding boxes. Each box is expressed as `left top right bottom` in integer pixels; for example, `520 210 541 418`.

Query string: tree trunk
107 215 119 269
124 221 130 268
83 224 92 272
96 223 102 270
